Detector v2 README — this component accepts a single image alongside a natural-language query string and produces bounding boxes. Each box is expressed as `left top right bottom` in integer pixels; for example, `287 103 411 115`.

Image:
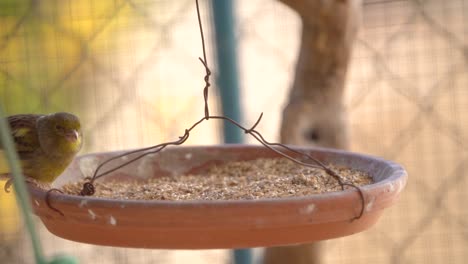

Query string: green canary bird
0 112 83 191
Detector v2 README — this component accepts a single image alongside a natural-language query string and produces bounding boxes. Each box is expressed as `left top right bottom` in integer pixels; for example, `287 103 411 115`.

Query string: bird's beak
65 129 80 142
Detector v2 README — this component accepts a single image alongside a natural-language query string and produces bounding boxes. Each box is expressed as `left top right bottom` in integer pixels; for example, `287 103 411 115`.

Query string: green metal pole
211 0 244 144
211 1 252 264
0 106 47 264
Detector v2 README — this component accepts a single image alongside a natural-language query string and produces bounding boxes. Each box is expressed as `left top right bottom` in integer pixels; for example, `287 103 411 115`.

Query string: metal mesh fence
1 0 226 263
1 0 467 263
238 0 467 263
331 0 468 263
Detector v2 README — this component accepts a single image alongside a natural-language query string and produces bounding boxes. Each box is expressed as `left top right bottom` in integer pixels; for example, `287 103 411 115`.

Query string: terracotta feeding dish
29 145 407 249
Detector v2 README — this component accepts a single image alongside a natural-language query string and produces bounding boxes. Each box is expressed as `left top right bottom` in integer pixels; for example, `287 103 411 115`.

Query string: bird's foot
3 177 41 193
3 178 13 193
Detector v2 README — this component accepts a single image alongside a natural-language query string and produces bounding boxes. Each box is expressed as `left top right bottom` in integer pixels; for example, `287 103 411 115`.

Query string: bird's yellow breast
0 149 74 183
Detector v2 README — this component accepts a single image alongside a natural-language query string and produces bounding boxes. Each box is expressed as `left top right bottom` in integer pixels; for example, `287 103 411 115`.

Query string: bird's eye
55 125 64 131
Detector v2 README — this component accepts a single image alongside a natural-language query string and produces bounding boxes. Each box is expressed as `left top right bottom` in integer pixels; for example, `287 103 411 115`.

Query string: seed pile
61 158 373 201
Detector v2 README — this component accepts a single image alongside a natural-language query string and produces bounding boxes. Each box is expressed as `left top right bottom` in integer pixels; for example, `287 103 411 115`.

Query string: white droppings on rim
366 196 376 212
185 153 193 160
299 203 316 214
79 157 100 179
398 180 405 194
79 200 87 208
137 154 154 179
157 151 194 176
88 209 96 220
121 155 129 161
34 200 40 206
109 215 117 226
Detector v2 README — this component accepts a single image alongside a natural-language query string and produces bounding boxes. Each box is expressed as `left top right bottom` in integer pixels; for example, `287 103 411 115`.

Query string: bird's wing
8 114 41 153
0 114 43 174
0 114 42 160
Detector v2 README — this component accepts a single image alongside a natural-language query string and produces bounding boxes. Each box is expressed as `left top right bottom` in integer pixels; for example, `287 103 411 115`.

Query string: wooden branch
278 0 361 148
264 0 361 263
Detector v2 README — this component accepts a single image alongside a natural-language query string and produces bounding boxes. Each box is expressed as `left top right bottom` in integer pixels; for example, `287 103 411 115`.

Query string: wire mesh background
0 0 467 263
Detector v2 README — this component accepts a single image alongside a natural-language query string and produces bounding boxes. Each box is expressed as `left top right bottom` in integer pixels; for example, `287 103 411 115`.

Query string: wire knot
80 182 95 196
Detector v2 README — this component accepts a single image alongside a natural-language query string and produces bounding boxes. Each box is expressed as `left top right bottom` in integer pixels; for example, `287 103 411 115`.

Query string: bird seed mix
60 158 373 200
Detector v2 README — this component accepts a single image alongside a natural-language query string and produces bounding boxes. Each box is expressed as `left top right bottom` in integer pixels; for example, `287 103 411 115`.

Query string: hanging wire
44 0 366 221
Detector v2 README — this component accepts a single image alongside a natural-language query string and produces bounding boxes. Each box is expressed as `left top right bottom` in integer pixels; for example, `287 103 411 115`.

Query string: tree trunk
263 0 361 263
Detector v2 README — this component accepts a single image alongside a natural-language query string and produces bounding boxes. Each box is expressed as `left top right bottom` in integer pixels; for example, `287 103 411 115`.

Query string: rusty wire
45 0 366 220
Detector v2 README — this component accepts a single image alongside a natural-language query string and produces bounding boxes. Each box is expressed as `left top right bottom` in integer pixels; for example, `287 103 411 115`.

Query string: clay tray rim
29 144 407 208
28 145 408 248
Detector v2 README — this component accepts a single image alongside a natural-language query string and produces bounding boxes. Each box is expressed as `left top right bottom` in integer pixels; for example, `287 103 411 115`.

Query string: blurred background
0 0 467 263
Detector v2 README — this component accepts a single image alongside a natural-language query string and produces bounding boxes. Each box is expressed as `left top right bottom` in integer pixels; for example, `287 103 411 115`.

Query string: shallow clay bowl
29 145 407 249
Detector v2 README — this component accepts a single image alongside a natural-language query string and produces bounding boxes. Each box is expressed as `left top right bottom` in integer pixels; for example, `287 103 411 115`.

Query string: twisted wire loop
45 188 65 216
55 0 365 220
